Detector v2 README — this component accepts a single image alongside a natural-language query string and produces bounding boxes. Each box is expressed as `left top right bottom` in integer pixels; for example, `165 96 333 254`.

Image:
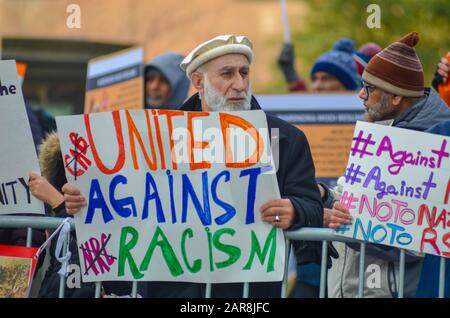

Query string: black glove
432 68 444 92
277 43 300 83
318 182 336 209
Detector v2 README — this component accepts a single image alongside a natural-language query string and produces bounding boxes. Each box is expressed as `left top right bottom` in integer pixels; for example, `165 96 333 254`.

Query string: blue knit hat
310 38 361 90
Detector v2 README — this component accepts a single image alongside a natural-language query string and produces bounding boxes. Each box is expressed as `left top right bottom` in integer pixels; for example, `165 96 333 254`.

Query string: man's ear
391 94 403 106
191 72 204 93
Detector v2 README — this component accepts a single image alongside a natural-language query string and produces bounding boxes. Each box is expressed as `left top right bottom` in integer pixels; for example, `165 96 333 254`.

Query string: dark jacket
139 93 323 298
393 88 450 131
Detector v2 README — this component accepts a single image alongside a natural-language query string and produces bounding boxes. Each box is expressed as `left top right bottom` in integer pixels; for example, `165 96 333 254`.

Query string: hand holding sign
260 198 295 229
62 183 86 215
324 201 353 229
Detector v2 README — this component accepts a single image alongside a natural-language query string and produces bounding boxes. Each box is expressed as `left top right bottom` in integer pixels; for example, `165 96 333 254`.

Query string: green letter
243 227 277 272
181 228 202 273
139 226 184 277
118 226 144 279
213 228 241 269
205 227 214 272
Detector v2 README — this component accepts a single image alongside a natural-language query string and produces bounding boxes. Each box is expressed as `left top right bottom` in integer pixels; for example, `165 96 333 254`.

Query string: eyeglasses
362 81 377 97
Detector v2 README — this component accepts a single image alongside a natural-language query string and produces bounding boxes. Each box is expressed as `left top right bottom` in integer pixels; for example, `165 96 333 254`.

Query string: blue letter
240 167 263 224
354 218 372 241
182 171 211 225
110 174 137 218
211 170 236 225
386 222 406 245
167 170 177 224
142 172 165 223
85 178 113 224
363 166 382 189
371 224 387 243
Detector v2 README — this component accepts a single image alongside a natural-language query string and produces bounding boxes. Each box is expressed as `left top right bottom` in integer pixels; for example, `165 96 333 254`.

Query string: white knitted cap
180 34 253 77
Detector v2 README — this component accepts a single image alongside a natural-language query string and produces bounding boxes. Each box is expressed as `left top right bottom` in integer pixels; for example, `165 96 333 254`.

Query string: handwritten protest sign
336 121 450 257
258 93 363 187
84 47 144 113
0 60 44 215
56 109 285 282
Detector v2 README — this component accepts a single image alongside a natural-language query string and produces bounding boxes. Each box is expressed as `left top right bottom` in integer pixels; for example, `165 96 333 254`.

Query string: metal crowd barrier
0 215 447 298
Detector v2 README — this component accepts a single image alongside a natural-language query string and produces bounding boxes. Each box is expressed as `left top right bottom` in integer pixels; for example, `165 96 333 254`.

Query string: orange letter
126 110 157 171
152 110 166 170
159 110 184 170
219 113 264 168
85 111 125 174
187 112 211 170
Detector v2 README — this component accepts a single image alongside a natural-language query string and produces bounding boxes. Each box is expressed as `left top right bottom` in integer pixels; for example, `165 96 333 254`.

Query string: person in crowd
144 52 190 109
62 34 325 298
277 38 362 92
353 42 382 76
279 38 363 297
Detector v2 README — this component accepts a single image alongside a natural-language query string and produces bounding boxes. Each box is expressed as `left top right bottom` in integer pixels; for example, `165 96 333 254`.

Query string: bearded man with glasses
318 32 450 298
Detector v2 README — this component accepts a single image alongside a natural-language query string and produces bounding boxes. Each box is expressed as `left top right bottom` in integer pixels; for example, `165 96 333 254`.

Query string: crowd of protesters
1 30 450 298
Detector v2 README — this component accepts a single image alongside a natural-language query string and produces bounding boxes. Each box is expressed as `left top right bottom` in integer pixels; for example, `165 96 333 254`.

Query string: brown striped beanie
362 32 424 97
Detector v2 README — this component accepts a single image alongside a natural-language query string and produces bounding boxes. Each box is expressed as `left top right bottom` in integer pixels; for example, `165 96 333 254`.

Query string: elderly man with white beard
62 35 324 298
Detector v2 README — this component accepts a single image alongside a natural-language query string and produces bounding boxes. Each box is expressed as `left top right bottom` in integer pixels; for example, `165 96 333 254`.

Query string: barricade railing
0 215 446 298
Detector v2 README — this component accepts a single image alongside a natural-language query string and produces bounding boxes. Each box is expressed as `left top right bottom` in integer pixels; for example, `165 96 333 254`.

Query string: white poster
0 60 44 215
336 121 450 257
56 109 285 283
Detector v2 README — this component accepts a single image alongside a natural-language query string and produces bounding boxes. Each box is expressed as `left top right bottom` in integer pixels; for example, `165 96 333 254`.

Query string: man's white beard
203 75 252 111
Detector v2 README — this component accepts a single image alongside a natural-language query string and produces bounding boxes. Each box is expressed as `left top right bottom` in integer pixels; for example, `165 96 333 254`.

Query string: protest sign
0 245 39 298
56 109 285 283
258 93 363 187
0 60 44 215
84 47 144 113
336 121 450 257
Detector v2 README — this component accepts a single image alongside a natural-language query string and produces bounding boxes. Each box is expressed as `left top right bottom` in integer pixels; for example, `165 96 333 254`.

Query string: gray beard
363 94 395 122
203 75 252 111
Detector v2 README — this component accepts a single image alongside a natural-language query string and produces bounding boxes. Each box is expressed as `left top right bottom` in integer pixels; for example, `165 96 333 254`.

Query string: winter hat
310 38 361 90
359 42 382 58
362 32 424 97
180 35 253 78
353 42 382 76
353 52 371 76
